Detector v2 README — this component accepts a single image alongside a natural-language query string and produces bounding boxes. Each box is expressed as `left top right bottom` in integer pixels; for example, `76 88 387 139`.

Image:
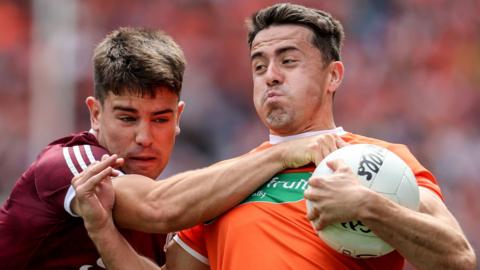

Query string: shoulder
342 132 443 199
36 132 109 179
34 133 110 201
342 132 421 167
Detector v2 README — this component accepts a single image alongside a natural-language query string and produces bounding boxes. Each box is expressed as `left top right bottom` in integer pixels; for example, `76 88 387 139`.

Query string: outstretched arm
74 134 344 270
113 133 345 233
305 160 476 270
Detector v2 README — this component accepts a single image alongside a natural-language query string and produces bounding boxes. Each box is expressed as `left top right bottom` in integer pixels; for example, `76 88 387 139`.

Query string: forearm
87 221 161 270
114 146 287 232
360 189 476 269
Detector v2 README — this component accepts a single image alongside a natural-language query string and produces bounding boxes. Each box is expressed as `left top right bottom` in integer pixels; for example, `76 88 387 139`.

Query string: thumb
335 137 348 148
326 159 344 172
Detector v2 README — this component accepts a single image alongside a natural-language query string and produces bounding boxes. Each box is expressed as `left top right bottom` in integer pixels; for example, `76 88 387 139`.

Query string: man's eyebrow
250 51 264 61
251 46 300 61
152 109 174 116
276 46 300 55
112 105 138 113
112 106 173 115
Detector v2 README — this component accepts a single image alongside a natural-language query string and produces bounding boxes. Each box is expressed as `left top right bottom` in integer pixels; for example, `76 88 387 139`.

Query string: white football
306 143 420 258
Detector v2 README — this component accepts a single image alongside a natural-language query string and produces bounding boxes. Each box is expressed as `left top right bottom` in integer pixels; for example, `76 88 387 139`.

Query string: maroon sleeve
34 144 109 213
0 142 111 269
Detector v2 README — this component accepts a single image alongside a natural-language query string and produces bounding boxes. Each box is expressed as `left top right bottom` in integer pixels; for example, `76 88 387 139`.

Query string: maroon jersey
0 131 166 269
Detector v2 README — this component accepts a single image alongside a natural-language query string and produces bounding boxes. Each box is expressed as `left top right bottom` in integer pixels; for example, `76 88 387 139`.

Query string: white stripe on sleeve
62 147 79 176
62 146 80 217
73 145 88 171
84 145 97 164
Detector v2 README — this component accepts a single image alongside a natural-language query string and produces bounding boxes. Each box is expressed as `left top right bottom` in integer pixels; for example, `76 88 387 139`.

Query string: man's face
88 88 184 179
250 24 336 135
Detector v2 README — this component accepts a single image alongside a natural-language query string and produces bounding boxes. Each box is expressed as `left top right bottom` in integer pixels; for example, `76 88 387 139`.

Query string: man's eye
119 116 136 122
255 64 266 72
283 59 296 64
153 118 169 123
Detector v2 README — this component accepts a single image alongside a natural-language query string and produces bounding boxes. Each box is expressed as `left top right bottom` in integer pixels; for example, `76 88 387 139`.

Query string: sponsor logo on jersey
241 172 311 204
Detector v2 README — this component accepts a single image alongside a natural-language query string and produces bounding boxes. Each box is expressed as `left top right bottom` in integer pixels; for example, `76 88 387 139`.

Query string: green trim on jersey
241 172 312 204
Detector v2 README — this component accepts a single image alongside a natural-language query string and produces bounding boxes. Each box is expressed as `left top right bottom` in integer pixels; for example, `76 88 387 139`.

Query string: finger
102 155 124 171
80 155 119 183
111 169 122 177
113 157 125 169
307 176 324 189
326 159 345 172
320 147 331 161
304 186 313 199
305 198 319 220
328 159 353 174
307 206 319 220
335 136 348 148
94 177 113 192
311 152 322 166
75 166 113 192
311 217 326 230
72 158 118 186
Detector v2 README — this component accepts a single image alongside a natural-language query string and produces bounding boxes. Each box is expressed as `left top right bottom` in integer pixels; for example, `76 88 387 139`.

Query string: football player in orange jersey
165 3 476 270
75 3 476 270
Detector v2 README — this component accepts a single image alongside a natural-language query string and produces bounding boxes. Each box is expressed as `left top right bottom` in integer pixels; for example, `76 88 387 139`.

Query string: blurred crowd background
0 0 478 266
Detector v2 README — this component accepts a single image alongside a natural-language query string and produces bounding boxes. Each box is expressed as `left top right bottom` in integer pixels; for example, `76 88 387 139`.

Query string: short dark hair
93 27 186 103
247 3 345 63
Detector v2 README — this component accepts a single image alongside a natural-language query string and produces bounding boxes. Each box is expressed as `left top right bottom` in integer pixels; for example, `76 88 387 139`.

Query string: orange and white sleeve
174 224 209 265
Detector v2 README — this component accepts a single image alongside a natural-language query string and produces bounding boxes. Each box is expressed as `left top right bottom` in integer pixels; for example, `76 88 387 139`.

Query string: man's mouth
264 90 284 104
128 156 157 162
266 90 282 98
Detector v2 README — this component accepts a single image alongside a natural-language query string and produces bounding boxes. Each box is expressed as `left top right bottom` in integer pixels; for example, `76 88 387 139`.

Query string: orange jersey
176 132 442 269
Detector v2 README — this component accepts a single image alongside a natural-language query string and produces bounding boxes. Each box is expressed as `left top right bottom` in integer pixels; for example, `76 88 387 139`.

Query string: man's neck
269 127 346 145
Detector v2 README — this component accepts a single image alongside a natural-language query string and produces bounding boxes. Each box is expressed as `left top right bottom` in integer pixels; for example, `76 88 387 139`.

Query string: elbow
458 248 477 270
447 242 477 270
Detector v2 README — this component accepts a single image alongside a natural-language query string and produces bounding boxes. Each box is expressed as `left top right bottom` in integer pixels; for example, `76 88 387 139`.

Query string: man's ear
85 97 102 131
175 101 185 136
327 61 344 94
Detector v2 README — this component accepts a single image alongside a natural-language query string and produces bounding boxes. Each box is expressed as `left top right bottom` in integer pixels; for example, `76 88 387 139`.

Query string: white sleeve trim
62 147 79 176
73 145 88 170
64 185 80 217
173 234 209 265
83 144 97 164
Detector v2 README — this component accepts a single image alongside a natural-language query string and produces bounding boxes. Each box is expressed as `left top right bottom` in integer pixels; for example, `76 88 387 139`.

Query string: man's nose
135 121 153 147
266 63 284 87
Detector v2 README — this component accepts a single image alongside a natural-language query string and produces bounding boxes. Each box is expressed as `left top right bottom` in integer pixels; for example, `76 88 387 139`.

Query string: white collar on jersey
89 128 97 137
269 127 346 145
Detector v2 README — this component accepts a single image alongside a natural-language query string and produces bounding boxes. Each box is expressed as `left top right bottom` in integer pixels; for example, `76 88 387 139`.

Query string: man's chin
265 116 295 133
122 166 161 179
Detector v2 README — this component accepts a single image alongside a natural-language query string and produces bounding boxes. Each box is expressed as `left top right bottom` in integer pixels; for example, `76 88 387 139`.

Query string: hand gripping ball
306 144 420 258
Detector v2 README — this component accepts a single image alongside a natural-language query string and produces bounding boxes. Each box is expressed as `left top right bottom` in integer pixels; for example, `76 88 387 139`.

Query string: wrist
357 188 390 221
274 142 303 170
261 144 289 171
85 218 116 239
